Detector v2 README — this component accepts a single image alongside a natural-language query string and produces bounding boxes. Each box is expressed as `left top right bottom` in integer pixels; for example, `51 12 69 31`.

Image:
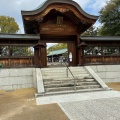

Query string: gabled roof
47 48 67 56
21 0 98 20
21 0 98 34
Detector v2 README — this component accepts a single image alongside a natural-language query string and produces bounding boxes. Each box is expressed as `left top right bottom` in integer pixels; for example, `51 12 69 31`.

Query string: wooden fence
83 55 120 65
0 57 34 68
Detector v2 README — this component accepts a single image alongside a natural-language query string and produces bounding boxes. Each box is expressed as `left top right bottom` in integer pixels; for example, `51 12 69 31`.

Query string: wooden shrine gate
0 0 120 68
21 0 98 67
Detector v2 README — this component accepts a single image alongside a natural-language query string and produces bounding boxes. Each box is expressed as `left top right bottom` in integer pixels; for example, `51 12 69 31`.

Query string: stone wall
0 65 120 90
0 68 35 90
90 65 120 83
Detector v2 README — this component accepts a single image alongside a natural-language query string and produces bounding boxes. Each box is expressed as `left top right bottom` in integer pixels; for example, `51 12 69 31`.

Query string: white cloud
73 0 109 16
0 0 109 34
73 0 90 8
0 0 45 33
90 0 108 9
87 0 109 11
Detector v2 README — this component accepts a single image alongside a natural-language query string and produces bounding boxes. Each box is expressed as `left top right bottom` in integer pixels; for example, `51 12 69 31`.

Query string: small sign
69 52 72 62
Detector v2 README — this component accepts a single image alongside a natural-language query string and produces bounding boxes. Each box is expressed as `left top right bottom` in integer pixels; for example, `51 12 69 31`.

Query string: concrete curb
58 103 74 120
85 66 110 90
36 68 45 94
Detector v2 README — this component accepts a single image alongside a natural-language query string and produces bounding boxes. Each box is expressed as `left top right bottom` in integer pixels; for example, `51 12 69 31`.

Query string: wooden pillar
34 46 41 67
34 43 46 68
68 41 77 66
77 37 83 66
77 34 82 66
78 41 87 66
41 43 47 67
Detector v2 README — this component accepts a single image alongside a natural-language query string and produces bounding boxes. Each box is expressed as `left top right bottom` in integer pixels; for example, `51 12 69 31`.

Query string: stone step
77 85 101 90
41 66 84 70
45 86 74 92
44 83 75 88
70 68 85 70
43 78 95 83
44 79 96 84
41 71 87 75
42 69 87 72
45 85 101 92
36 88 105 97
41 67 85 70
44 81 98 88
84 76 93 79
42 74 90 79
41 68 85 72
69 70 87 73
43 78 75 82
42 71 88 76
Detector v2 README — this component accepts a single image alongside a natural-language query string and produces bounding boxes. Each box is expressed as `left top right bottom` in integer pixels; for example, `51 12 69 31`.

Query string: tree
0 16 19 33
99 0 120 36
0 46 34 57
81 26 98 36
0 16 33 57
47 43 67 54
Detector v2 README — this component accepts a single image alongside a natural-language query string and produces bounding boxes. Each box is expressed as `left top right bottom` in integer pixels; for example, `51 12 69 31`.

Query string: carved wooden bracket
55 7 69 13
34 42 46 48
24 4 93 24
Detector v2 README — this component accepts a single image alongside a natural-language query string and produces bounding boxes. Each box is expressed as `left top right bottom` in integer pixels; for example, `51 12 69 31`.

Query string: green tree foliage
0 46 34 57
99 0 120 36
0 16 33 57
47 43 67 54
0 16 19 33
81 26 98 36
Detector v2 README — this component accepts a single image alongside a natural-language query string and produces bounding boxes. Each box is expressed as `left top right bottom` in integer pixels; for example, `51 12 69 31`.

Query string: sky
0 0 109 48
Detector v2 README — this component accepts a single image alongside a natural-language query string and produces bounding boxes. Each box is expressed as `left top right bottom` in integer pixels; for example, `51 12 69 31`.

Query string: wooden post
34 47 40 67
78 37 82 66
40 43 47 67
34 42 46 68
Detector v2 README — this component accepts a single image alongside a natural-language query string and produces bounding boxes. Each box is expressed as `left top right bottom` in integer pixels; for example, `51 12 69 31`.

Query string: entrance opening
47 43 68 67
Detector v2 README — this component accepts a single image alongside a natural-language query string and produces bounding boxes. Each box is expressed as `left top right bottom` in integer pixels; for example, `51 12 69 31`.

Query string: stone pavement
36 90 120 120
60 97 120 120
36 90 120 105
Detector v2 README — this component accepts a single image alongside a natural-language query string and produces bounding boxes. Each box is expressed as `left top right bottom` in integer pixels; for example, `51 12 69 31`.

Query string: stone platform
60 97 120 120
36 90 120 120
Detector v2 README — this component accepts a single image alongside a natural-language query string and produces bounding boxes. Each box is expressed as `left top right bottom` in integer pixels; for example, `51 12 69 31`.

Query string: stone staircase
37 66 107 96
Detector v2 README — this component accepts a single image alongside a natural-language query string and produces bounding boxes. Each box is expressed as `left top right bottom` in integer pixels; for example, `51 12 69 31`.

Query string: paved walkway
36 90 120 120
36 90 120 105
60 97 120 120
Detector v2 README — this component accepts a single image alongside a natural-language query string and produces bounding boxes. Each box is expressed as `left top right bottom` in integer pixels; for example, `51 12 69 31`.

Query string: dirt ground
0 83 120 120
107 82 120 91
0 88 68 120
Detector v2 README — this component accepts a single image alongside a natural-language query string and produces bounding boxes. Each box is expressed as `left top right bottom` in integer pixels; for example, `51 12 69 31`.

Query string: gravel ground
59 83 120 120
61 97 120 120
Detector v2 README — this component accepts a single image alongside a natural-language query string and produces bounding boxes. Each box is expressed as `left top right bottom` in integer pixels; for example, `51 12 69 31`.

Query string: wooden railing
0 56 35 68
83 55 120 65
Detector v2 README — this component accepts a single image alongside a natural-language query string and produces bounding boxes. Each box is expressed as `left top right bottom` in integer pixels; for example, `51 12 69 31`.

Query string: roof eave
80 36 120 41
0 34 40 40
21 0 98 20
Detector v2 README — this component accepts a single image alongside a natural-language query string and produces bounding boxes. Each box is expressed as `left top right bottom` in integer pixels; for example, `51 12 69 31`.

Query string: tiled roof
47 48 67 56
0 34 40 40
80 36 120 41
